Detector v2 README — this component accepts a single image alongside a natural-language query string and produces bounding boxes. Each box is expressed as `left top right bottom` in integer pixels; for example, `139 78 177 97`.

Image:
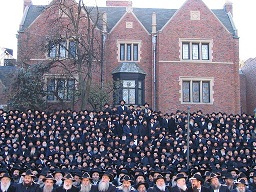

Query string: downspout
101 12 107 88
152 12 157 111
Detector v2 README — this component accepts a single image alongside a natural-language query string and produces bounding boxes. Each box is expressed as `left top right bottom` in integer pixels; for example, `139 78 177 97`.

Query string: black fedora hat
189 173 204 183
174 173 187 181
81 172 92 180
121 175 133 182
63 173 74 181
102 171 114 182
154 174 165 183
136 181 149 189
207 173 220 182
0 172 12 180
42 174 56 183
235 179 248 186
24 169 36 177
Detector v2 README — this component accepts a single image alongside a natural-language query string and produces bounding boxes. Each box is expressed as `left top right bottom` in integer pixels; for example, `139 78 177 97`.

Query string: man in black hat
136 182 148 192
208 173 230 192
91 168 101 186
223 173 236 191
169 173 188 192
0 172 15 192
116 175 136 192
96 171 116 192
80 172 97 192
53 169 64 188
188 173 208 192
41 174 56 192
231 179 251 192
55 173 79 192
148 174 170 192
117 100 128 115
14 169 41 192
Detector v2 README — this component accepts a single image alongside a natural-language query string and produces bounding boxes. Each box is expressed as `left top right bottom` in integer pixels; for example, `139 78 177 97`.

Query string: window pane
126 44 132 61
59 41 66 58
202 81 210 103
47 79 55 101
123 89 129 103
57 79 65 99
192 43 199 60
182 81 190 102
192 81 200 102
182 43 189 60
69 41 76 58
202 44 209 60
120 44 125 61
133 44 138 61
49 43 57 58
129 89 136 104
138 89 142 105
138 81 142 89
67 79 75 101
123 80 135 88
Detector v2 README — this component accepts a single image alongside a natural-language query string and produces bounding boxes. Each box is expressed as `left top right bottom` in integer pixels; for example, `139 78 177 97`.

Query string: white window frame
117 40 141 62
180 39 212 62
44 74 78 102
179 77 214 104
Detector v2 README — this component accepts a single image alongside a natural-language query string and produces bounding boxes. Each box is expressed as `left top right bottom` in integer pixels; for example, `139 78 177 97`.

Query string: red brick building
240 58 256 115
17 0 240 114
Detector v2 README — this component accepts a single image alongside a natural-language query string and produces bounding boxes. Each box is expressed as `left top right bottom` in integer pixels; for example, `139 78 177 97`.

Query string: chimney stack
152 12 157 34
106 0 132 7
224 0 233 16
24 0 32 12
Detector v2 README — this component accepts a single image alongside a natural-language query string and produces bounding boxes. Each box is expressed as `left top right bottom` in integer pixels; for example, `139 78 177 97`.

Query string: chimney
152 12 157 34
106 0 132 7
24 0 32 12
102 12 107 33
224 0 233 16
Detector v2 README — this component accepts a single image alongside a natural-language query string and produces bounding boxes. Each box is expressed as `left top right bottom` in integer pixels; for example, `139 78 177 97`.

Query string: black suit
169 186 188 192
148 185 170 192
0 185 16 192
187 186 209 192
209 185 230 192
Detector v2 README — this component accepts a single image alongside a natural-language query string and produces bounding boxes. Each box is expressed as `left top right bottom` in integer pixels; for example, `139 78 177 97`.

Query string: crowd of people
0 100 255 192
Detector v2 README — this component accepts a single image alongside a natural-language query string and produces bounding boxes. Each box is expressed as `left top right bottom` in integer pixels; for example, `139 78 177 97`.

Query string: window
181 40 211 61
181 78 213 104
48 39 77 59
46 78 75 102
118 42 140 62
114 79 144 105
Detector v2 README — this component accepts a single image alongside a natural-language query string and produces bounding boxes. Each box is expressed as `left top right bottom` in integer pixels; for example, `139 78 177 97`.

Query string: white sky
0 0 255 61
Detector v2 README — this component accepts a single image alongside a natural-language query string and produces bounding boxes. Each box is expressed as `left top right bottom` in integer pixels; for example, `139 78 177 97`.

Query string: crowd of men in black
0 100 255 192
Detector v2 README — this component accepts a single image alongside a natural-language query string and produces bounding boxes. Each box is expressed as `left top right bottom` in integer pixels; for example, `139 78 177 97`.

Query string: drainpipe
152 12 157 111
152 35 157 111
101 12 107 88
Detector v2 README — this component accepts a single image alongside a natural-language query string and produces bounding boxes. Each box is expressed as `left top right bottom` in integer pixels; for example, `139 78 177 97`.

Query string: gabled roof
20 5 47 32
19 4 237 36
112 62 146 74
0 66 18 88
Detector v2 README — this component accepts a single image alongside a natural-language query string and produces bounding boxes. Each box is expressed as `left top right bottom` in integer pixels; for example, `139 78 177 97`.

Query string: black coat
55 186 79 192
14 183 41 192
187 186 209 192
0 185 16 192
148 185 170 192
169 185 188 192
209 185 230 192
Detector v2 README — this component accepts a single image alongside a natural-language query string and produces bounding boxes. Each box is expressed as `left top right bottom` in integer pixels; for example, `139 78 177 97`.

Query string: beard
122 186 131 192
1 181 11 191
192 187 199 192
98 181 109 192
177 184 187 191
63 184 72 190
156 184 166 191
80 184 92 192
211 183 220 190
43 185 54 192
237 188 246 192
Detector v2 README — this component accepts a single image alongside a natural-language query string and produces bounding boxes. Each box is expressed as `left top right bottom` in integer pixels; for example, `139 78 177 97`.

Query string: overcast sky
0 0 255 61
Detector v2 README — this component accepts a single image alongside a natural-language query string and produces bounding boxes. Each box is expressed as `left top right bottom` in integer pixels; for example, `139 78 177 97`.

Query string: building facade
17 0 240 114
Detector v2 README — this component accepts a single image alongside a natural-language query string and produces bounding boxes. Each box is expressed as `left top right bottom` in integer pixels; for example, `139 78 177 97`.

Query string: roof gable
19 1 237 36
